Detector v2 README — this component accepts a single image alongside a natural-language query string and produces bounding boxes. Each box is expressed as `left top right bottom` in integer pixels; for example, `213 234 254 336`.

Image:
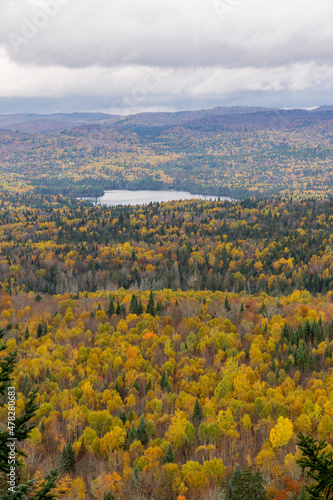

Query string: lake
82 190 232 206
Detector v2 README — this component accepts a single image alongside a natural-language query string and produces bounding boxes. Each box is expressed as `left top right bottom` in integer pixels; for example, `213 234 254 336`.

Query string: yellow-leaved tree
270 416 294 449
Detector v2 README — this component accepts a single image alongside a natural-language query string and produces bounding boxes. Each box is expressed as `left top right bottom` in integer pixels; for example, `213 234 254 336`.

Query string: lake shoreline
79 188 236 207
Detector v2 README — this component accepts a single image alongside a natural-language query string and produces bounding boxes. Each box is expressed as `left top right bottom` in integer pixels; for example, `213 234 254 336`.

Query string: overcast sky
1 0 333 114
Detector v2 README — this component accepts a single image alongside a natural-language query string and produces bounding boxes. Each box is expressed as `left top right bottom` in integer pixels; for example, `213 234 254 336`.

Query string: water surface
82 189 231 206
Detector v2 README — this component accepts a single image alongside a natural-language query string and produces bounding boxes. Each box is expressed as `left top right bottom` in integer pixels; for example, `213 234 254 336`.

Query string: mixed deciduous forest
0 194 333 297
1 107 333 499
1 106 333 199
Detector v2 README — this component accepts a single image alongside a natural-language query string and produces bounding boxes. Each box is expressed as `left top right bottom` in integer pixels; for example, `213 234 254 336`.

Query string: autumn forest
1 107 333 500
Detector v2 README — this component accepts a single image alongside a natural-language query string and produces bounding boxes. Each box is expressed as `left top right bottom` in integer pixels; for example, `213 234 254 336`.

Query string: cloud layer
0 0 333 113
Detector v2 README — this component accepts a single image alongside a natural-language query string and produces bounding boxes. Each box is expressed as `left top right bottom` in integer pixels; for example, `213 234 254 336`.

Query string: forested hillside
1 281 333 499
1 106 333 198
0 191 333 499
0 193 332 296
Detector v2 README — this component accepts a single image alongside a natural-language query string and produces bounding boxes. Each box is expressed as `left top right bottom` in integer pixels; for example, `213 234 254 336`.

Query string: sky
1 0 333 114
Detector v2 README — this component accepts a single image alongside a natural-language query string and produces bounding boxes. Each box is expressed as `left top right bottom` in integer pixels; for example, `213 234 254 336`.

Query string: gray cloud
0 0 333 112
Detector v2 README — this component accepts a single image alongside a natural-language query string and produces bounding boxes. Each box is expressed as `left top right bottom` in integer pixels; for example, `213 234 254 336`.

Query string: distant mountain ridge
0 105 330 133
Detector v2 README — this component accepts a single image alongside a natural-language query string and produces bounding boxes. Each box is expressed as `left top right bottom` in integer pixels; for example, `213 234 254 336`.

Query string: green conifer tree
45 366 52 381
156 301 163 314
160 369 171 392
146 291 155 316
145 378 152 394
24 327 30 340
37 322 43 338
126 423 137 448
191 397 203 427
232 467 267 500
137 299 144 315
0 329 58 499
22 374 30 397
130 294 139 314
66 441 75 471
107 297 115 317
227 464 242 499
224 295 231 311
162 443 175 464
137 415 148 445
103 492 115 500
119 409 127 424
130 464 140 491
133 380 140 395
297 432 333 500
298 482 308 500
58 445 69 474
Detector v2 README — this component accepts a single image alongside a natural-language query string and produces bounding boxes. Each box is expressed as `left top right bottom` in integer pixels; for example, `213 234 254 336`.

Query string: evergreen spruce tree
115 303 126 316
307 351 317 371
24 327 30 340
133 380 140 395
0 329 58 499
107 297 115 317
119 409 127 424
298 482 308 500
114 379 120 394
155 301 163 314
160 369 171 392
97 302 101 311
227 464 242 499
45 365 52 381
126 423 137 448
22 374 30 397
59 441 75 474
130 464 140 491
145 378 152 394
137 415 148 445
224 295 231 311
146 291 155 316
297 432 333 500
191 397 203 427
130 294 139 314
162 443 175 464
137 299 144 315
37 322 43 338
103 492 115 500
240 302 245 313
58 445 69 474
40 421 46 434
66 441 75 471
232 467 267 500
184 436 190 461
